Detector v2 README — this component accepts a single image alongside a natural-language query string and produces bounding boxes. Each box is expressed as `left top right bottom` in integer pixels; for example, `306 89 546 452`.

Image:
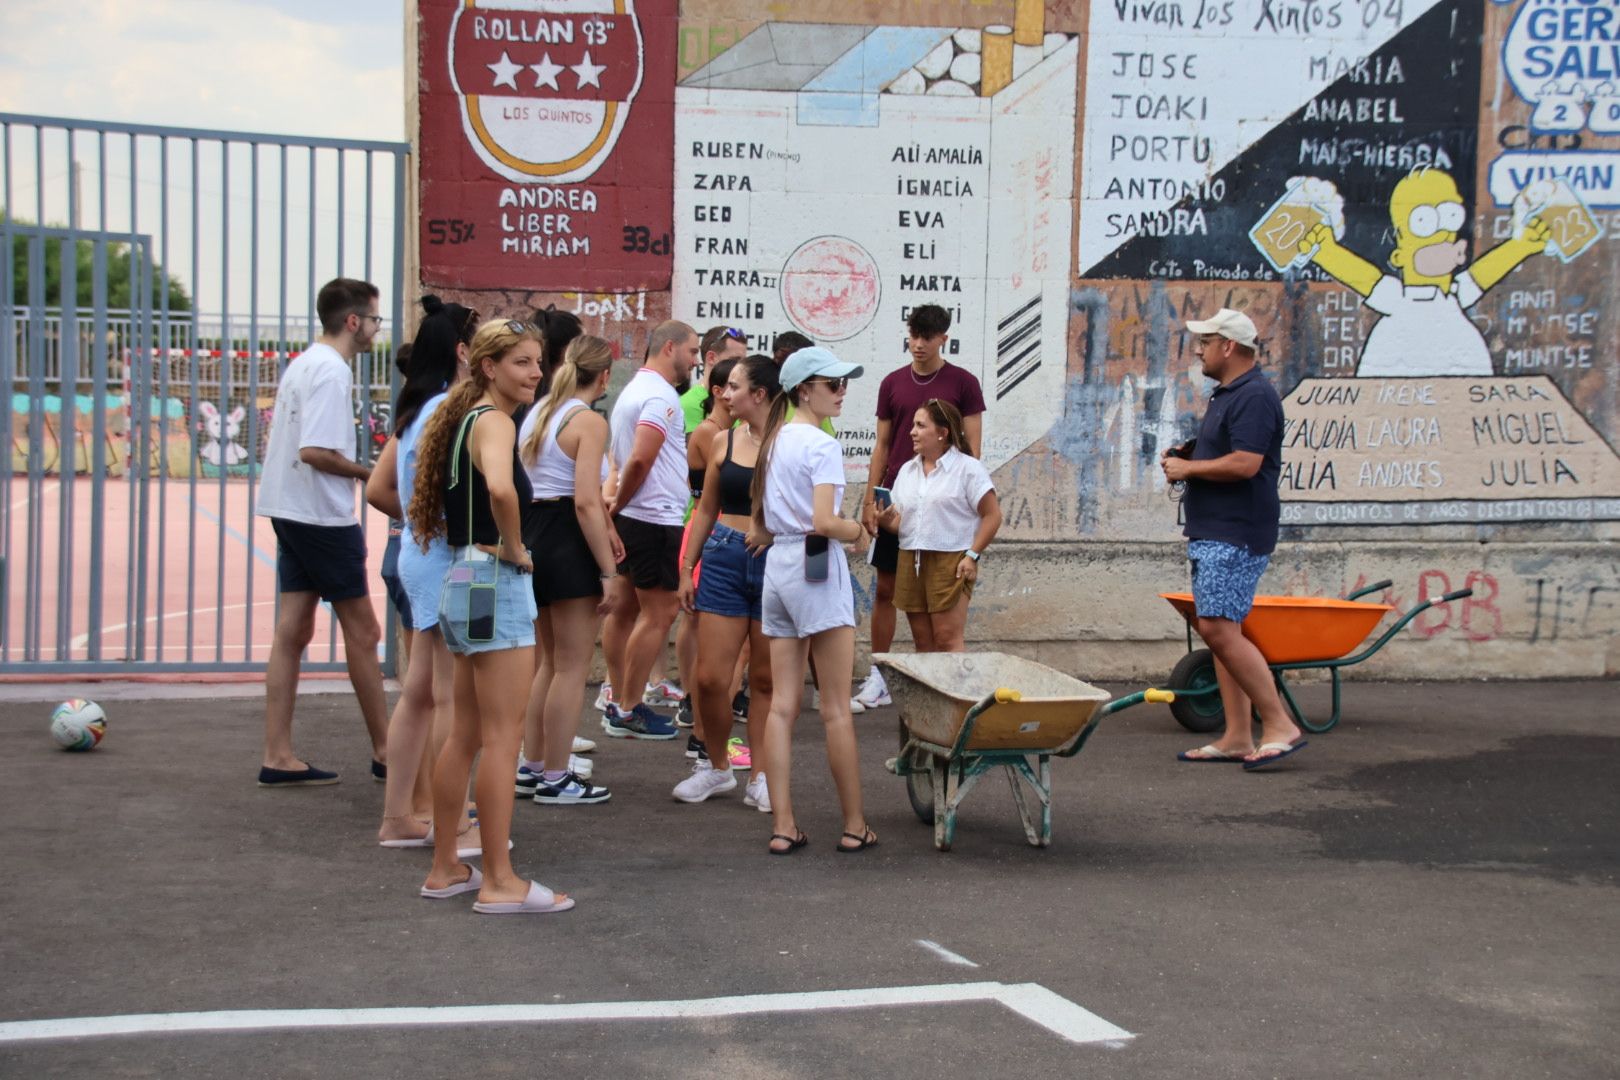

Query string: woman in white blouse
876 399 1002 652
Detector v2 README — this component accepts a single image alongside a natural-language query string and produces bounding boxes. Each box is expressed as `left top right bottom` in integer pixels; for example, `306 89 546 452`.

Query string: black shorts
871 525 899 575
272 518 368 602
524 499 604 607
614 512 682 592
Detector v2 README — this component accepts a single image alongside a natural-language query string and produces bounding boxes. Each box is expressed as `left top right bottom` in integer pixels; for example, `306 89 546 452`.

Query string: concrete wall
410 0 1620 680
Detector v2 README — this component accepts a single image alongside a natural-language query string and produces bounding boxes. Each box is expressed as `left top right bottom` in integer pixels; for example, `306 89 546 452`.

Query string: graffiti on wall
413 0 1620 533
417 0 678 293
673 4 1077 475
1060 0 1620 532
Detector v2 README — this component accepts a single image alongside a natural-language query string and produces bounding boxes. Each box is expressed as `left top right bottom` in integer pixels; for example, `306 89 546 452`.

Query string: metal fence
1 112 409 676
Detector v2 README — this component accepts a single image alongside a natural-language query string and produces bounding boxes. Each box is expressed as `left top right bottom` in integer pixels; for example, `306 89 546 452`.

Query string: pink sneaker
727 738 751 771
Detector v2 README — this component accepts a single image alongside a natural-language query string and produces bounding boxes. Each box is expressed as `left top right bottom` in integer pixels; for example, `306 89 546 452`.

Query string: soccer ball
49 699 107 751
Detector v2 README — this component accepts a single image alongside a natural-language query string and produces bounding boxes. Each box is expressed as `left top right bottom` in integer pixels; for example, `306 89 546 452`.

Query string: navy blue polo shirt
1182 365 1285 555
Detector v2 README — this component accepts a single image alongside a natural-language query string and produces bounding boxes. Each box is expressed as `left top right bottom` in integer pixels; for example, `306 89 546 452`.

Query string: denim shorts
399 531 454 633
1188 539 1270 623
694 524 766 622
379 529 412 627
437 550 538 654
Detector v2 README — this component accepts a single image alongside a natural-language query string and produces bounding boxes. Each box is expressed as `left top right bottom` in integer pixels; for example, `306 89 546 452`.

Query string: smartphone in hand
804 534 829 583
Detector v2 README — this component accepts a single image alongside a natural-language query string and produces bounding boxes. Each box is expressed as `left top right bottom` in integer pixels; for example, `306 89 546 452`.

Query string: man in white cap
1160 308 1303 770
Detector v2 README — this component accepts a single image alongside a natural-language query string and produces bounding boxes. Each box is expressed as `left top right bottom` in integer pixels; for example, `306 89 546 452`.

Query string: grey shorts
761 536 855 639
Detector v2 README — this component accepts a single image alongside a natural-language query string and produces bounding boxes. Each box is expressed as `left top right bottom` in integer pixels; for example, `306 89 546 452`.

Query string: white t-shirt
255 343 358 526
762 422 845 537
890 447 994 553
1357 272 1492 377
609 368 687 526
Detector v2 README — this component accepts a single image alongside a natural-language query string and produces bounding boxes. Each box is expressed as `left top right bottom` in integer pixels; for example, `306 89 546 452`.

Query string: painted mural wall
413 0 1620 675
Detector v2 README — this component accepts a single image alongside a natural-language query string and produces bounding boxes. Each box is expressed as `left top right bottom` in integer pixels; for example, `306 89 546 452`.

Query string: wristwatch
965 549 981 562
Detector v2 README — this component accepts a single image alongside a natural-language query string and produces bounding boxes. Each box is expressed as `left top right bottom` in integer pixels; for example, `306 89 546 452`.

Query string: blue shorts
694 524 766 622
379 529 412 627
271 518 368 602
437 551 538 655
398 530 454 633
1188 540 1270 623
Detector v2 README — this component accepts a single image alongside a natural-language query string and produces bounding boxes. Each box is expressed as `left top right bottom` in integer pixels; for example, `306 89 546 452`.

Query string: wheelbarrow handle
1439 588 1474 603
1346 579 1394 601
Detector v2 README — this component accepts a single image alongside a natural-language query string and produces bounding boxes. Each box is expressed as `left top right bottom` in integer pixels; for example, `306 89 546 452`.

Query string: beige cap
1186 308 1259 349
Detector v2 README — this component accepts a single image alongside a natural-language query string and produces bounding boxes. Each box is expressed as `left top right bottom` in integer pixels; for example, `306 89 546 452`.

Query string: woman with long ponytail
409 319 572 914
366 296 477 850
748 347 876 855
513 336 622 806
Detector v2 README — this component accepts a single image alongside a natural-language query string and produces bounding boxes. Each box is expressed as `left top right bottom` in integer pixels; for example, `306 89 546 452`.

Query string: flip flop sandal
768 831 809 855
837 829 879 853
1243 740 1309 771
472 880 575 915
1177 744 1247 763
420 866 482 899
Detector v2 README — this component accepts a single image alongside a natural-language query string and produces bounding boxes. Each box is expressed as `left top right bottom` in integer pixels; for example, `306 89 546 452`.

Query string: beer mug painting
1249 177 1342 273
1517 178 1604 264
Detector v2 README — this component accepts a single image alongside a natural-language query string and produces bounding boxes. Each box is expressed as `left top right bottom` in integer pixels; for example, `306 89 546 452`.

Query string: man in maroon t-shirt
855 304 986 710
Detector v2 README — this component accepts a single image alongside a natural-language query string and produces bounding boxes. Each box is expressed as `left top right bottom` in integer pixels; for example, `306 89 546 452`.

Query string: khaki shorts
894 549 973 614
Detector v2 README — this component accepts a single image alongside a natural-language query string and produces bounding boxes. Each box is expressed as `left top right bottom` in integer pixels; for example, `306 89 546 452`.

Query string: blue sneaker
603 702 677 740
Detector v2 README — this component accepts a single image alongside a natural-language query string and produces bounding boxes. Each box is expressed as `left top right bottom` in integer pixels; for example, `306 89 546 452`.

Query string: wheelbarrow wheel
1167 648 1225 733
900 719 936 824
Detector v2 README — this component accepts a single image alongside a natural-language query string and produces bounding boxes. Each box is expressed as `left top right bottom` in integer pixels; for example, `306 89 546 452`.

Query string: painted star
487 51 522 91
571 51 607 90
529 53 564 91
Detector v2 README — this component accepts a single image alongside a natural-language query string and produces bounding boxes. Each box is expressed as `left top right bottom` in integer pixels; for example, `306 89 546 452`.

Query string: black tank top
444 406 533 547
716 428 754 517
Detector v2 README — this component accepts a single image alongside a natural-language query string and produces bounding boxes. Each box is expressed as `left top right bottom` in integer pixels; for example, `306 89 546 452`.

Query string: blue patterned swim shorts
1188 540 1270 622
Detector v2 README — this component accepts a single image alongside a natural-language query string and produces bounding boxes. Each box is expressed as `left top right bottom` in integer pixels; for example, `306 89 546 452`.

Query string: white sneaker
570 754 593 780
572 735 596 754
853 668 891 709
672 760 737 803
646 678 686 706
593 683 613 712
743 773 771 813
849 695 867 714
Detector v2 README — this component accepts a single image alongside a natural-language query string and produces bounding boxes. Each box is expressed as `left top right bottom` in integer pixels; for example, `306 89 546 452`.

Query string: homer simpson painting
1250 168 1600 378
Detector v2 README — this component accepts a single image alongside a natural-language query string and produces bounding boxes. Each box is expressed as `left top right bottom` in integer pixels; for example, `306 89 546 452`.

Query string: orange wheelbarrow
1159 578 1474 734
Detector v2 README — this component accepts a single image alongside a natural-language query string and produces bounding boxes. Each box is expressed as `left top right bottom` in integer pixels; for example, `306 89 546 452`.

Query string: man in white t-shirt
253 277 389 786
601 320 699 739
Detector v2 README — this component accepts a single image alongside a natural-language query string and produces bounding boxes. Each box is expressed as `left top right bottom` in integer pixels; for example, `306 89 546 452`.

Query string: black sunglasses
807 376 848 392
505 319 537 335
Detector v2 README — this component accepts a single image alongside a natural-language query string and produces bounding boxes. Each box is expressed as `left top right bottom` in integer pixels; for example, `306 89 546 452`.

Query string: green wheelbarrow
875 651 1173 852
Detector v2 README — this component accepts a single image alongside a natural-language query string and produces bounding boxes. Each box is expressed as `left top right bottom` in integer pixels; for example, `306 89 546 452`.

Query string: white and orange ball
50 699 107 751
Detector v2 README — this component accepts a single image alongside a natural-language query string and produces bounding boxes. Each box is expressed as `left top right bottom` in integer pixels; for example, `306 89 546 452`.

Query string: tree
6 214 191 311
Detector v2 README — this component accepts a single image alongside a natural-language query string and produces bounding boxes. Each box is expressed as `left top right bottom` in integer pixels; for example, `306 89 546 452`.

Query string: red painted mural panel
417 0 676 293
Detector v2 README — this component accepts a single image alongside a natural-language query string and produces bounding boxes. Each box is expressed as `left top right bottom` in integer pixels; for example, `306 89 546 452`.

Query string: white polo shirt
255 343 358 526
609 367 687 526
890 447 994 553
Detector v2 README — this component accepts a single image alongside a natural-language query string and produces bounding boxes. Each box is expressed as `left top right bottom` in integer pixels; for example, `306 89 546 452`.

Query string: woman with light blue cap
749 346 878 855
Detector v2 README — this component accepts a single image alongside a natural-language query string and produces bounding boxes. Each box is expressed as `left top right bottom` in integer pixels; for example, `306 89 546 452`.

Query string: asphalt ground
1 678 1616 1078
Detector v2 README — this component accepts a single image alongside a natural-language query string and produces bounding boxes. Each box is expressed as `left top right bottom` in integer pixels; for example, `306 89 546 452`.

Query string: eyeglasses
808 376 848 392
355 313 384 327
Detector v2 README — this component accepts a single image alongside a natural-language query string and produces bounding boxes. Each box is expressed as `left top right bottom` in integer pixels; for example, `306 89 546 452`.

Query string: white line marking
915 939 981 968
0 982 1133 1046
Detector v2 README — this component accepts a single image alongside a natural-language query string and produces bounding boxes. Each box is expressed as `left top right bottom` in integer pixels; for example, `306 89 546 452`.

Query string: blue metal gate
1 113 410 676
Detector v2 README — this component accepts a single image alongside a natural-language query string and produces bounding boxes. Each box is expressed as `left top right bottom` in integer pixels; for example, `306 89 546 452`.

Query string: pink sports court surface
4 475 391 670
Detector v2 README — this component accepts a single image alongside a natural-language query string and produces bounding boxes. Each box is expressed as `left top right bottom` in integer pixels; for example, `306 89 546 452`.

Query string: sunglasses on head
505 319 537 335
721 326 745 341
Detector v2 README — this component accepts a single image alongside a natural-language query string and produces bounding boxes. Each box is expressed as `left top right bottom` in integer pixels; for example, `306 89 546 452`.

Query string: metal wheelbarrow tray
875 651 1165 852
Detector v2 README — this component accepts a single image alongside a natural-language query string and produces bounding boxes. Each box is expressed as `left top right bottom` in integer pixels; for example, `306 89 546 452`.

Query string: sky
0 0 406 141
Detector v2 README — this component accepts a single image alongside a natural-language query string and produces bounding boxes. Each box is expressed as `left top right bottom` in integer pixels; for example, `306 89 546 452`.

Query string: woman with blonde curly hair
407 319 571 914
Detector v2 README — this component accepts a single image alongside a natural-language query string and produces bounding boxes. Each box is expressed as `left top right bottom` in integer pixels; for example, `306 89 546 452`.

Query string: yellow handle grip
1144 688 1176 704
994 687 1023 703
